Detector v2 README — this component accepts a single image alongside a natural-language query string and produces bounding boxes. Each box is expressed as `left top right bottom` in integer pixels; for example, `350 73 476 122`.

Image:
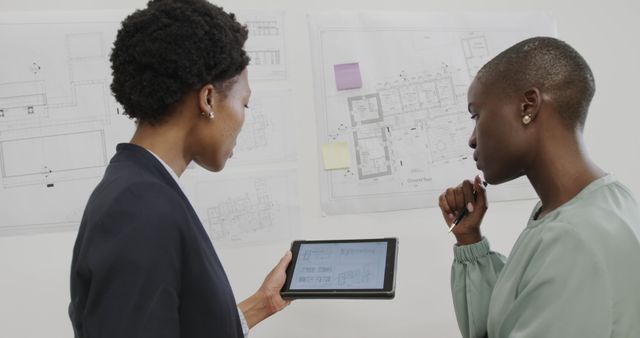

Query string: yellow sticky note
322 141 351 170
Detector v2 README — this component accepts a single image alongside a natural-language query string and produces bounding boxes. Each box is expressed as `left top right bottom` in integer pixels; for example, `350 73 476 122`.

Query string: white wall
1 0 639 337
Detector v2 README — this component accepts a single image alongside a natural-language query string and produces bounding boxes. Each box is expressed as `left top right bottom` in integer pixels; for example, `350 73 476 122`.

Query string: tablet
280 237 398 299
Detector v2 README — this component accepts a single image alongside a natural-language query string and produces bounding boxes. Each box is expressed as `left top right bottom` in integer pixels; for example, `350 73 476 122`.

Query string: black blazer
69 143 243 338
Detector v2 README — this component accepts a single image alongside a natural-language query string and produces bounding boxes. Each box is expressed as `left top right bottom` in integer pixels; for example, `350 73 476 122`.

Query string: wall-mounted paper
310 12 552 214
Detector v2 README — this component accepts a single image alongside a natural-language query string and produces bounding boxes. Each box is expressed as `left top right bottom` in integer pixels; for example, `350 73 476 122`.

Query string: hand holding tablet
280 238 398 299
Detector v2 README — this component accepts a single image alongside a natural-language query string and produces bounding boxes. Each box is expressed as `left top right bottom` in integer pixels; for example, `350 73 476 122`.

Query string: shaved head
476 37 595 128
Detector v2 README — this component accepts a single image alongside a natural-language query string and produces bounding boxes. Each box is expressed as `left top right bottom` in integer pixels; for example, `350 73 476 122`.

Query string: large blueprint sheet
0 12 127 234
0 11 297 239
309 12 556 214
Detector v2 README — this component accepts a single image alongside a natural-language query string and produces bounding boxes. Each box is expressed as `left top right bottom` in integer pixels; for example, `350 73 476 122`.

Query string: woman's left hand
259 251 293 314
239 251 293 329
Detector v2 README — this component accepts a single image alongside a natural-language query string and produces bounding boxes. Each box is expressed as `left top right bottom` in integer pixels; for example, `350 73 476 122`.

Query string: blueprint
290 242 387 290
0 11 297 237
0 12 133 234
185 169 300 246
226 90 296 166
308 12 556 214
236 10 287 81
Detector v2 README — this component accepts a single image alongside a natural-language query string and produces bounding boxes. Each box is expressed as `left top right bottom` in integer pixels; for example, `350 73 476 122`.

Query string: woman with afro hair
69 1 291 337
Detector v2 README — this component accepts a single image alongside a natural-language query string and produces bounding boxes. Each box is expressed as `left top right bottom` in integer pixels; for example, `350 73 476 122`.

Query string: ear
198 84 216 116
520 87 543 124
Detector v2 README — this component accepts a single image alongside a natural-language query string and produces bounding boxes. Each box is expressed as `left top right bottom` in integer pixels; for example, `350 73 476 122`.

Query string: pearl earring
522 114 532 125
201 111 214 119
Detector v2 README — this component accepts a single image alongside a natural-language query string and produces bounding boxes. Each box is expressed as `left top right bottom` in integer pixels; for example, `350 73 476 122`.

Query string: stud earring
201 111 214 119
522 114 532 125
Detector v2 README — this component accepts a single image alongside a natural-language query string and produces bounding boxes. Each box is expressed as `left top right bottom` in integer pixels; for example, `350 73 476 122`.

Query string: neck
526 128 605 218
130 120 191 177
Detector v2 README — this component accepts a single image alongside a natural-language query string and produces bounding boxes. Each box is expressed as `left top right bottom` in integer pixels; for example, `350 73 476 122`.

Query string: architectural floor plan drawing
290 241 387 290
0 12 133 234
204 179 275 242
0 11 294 236
236 10 287 81
309 12 556 214
226 90 296 166
188 170 299 246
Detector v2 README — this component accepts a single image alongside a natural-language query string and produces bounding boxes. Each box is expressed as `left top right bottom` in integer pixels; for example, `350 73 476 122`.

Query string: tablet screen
281 237 398 299
289 241 388 290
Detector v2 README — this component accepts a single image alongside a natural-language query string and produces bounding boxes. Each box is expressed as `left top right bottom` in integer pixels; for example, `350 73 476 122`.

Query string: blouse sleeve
451 237 506 338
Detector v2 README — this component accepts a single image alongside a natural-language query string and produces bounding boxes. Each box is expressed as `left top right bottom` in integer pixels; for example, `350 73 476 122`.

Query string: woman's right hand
438 175 488 245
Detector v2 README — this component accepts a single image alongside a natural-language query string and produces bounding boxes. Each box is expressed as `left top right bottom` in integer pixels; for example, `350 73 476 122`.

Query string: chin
194 158 225 173
209 162 226 172
480 168 498 185
485 171 525 185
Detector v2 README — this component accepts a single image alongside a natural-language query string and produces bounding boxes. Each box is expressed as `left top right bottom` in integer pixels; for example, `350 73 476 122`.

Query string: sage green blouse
451 175 640 338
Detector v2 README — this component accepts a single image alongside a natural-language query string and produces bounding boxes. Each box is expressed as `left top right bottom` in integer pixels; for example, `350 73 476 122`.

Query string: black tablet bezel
280 237 398 299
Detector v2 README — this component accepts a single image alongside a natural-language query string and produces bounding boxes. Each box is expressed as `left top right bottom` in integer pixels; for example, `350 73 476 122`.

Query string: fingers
454 185 465 214
260 251 294 314
462 180 475 213
272 252 294 309
438 191 454 223
438 176 489 238
438 178 483 226
264 251 292 285
473 175 488 210
446 181 474 212
276 251 292 271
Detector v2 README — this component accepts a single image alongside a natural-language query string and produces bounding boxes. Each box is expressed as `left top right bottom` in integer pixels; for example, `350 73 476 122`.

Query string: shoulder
520 212 609 274
580 177 640 215
117 180 189 227
538 221 599 254
547 178 640 242
121 180 184 208
84 177 191 243
74 179 191 274
535 216 639 282
588 178 639 212
607 178 639 201
517 222 610 295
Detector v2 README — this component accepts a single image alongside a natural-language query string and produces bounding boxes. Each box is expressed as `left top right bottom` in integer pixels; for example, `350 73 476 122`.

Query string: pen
448 180 488 233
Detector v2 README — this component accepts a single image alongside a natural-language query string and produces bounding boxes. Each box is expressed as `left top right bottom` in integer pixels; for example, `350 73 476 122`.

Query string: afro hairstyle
110 0 250 125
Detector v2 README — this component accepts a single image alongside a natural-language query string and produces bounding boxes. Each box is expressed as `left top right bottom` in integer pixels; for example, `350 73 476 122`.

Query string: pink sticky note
334 63 362 91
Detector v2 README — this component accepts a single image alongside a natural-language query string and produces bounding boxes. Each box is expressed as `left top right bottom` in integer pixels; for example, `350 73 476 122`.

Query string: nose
468 126 477 149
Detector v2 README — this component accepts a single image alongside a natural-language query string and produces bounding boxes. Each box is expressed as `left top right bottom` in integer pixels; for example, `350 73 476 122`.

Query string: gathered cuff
453 237 491 263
